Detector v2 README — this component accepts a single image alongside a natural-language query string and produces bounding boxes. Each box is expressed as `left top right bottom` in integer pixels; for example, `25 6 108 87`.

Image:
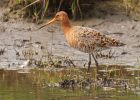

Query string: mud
0 7 140 69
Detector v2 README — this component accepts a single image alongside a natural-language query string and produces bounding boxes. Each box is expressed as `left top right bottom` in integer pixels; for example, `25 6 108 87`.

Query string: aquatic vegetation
8 0 83 21
5 0 140 21
123 0 139 16
1 65 140 99
0 48 5 55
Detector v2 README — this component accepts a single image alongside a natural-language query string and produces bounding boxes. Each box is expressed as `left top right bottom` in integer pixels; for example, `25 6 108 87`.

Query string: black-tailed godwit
39 11 125 73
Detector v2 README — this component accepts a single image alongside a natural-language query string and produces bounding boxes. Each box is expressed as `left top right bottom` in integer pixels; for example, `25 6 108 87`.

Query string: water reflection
0 66 140 100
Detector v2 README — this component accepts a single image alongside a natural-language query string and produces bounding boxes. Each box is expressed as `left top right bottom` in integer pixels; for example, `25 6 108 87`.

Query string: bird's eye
56 14 59 17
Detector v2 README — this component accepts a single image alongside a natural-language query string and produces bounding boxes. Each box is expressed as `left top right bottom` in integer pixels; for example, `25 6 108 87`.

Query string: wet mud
0 7 140 69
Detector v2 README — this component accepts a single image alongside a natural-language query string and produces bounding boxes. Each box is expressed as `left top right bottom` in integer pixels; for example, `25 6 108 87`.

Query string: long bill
38 18 56 30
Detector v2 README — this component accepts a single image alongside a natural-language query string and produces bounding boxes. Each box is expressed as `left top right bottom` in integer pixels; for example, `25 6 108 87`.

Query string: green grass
8 0 83 21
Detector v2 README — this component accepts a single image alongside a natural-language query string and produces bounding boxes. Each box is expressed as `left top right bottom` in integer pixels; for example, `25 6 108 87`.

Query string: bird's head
54 11 69 22
38 11 69 29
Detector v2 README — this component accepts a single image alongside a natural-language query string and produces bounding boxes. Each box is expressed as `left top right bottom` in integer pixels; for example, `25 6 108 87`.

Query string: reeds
123 0 139 16
8 0 83 21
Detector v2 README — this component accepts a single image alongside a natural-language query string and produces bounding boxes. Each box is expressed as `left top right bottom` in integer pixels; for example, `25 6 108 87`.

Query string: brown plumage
65 26 124 53
39 11 125 73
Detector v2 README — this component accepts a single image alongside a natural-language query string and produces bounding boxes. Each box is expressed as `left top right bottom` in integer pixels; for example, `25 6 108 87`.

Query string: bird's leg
87 54 91 72
91 53 99 74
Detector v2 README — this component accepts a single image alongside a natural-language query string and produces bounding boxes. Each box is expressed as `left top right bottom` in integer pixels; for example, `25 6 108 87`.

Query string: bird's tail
117 42 126 47
107 37 126 47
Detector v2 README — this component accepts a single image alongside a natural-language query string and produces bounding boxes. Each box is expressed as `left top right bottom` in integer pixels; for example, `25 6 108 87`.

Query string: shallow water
0 66 140 100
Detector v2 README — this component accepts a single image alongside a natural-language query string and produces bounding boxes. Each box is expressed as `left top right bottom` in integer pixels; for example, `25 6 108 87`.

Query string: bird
38 11 125 74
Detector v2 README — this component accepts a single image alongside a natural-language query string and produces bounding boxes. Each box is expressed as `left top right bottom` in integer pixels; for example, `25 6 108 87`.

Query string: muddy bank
0 7 140 68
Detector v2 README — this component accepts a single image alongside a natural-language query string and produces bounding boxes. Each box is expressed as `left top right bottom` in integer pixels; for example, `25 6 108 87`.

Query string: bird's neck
61 18 72 35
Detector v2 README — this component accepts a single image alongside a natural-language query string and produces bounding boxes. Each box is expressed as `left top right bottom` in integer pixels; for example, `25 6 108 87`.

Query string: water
0 66 140 100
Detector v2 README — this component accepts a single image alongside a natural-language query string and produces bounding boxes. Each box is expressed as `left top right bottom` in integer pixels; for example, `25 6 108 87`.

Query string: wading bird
39 11 125 73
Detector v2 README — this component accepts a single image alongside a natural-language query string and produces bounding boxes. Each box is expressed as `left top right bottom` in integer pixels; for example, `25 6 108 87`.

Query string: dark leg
91 53 99 74
87 54 91 72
